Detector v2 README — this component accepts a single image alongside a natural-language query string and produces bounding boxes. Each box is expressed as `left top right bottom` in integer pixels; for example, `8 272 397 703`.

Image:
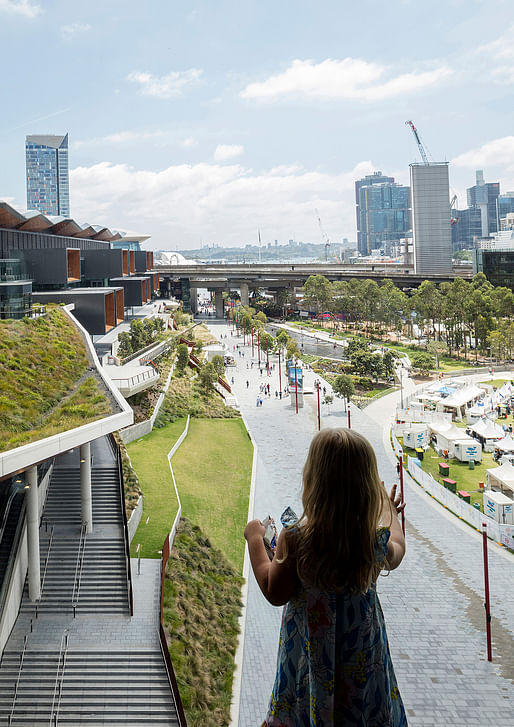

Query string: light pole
278 348 282 393
315 380 321 431
399 366 404 410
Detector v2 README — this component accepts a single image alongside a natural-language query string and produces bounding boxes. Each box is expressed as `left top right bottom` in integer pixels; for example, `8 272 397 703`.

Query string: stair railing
49 629 69 726
109 433 134 616
7 632 29 726
71 524 87 617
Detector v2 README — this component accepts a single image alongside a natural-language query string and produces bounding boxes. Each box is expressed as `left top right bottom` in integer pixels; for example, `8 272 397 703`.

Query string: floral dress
262 528 407 727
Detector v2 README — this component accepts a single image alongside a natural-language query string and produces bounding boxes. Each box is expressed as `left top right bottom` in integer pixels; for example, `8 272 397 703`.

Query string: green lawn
128 418 253 570
128 420 186 559
405 443 494 509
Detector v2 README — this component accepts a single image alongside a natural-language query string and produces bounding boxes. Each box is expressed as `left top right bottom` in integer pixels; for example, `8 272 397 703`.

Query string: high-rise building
451 206 482 250
25 133 70 217
410 162 452 275
355 172 410 255
497 192 514 228
466 170 499 237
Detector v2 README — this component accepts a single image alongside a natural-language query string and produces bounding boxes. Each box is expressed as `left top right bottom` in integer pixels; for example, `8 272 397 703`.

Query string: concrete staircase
20 466 129 615
0 442 182 726
0 649 179 725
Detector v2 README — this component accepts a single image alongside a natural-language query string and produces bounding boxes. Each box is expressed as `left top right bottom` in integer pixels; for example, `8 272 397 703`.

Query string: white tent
494 435 514 453
437 385 485 421
466 400 491 424
486 460 514 495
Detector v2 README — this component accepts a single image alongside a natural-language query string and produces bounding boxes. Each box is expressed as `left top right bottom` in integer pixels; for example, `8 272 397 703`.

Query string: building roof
26 134 68 149
0 200 149 244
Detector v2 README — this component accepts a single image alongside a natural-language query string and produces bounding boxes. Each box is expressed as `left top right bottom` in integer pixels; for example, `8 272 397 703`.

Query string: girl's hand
244 519 265 541
389 484 406 515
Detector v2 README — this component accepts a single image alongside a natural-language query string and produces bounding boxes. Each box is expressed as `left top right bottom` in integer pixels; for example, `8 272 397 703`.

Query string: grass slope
163 517 243 727
0 306 113 452
127 418 252 569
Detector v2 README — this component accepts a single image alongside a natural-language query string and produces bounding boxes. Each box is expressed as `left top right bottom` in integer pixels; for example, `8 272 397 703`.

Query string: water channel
267 324 348 361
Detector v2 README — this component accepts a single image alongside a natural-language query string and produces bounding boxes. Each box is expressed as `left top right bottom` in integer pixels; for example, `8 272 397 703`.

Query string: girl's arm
244 520 299 606
382 484 406 570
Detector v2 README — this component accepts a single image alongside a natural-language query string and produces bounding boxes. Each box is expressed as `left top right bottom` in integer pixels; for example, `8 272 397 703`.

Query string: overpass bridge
156 262 473 314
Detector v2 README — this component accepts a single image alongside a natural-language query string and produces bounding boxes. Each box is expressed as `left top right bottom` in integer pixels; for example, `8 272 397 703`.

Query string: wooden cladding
66 248 81 281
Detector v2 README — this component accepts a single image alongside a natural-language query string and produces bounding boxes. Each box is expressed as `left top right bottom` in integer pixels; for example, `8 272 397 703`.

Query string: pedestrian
246 380 249 389
256 396 260 407
231 377 234 385
323 386 326 396
275 391 278 398
396 461 401 478
245 428 407 726
279 391 282 399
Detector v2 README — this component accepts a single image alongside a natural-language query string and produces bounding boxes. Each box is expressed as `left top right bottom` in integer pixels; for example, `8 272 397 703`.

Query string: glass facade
26 134 70 217
467 177 499 236
498 194 514 226
355 172 410 255
451 207 482 250
474 249 514 291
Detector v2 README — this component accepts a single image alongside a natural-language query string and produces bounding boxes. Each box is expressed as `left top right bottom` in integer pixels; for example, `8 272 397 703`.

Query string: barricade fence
391 430 514 549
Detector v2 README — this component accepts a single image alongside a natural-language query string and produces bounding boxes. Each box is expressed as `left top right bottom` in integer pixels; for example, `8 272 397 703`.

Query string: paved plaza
205 321 514 727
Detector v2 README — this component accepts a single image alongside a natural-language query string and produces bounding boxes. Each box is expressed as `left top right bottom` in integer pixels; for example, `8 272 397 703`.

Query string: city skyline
1 0 514 249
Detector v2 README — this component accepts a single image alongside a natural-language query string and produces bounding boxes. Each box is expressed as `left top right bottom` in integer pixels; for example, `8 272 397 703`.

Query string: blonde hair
287 428 388 594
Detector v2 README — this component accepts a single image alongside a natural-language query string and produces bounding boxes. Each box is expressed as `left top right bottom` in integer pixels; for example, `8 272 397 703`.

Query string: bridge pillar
215 290 224 319
27 465 41 602
80 442 93 534
240 283 249 306
190 287 198 314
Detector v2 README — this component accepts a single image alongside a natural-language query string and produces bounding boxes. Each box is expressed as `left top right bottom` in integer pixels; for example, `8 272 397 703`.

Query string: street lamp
315 380 321 431
399 366 404 410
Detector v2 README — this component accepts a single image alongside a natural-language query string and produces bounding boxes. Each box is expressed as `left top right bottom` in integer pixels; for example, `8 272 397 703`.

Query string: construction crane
315 208 330 262
405 120 429 165
450 194 459 226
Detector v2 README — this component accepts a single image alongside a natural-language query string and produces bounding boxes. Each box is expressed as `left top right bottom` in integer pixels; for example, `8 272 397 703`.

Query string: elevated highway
156 262 473 311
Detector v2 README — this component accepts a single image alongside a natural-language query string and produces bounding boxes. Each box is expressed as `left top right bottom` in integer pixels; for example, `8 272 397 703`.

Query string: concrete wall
127 496 143 544
120 419 153 444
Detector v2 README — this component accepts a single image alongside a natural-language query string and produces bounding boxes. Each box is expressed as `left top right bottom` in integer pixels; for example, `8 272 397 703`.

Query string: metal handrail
49 630 69 726
109 433 134 616
39 525 54 599
7 632 30 726
0 498 27 620
0 487 20 547
71 524 87 616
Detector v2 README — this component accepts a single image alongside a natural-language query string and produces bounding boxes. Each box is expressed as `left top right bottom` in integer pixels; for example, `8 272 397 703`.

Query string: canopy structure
486 460 514 495
470 418 503 439
494 435 514 453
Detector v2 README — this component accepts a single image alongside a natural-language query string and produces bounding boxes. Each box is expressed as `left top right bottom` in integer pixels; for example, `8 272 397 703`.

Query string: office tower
26 133 70 216
466 170 499 237
410 162 452 275
355 172 410 256
451 206 482 250
497 192 514 228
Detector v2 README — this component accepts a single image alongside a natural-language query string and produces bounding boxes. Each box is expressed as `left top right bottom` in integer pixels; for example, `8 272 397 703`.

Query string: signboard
288 365 303 393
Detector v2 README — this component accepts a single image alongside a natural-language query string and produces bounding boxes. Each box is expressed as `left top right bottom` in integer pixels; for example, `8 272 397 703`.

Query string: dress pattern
262 528 407 727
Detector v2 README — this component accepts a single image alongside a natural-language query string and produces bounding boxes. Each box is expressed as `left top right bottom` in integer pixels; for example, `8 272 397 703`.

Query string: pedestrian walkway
206 321 514 727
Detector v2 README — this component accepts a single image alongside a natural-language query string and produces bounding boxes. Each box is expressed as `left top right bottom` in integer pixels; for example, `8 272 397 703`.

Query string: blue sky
1 0 514 249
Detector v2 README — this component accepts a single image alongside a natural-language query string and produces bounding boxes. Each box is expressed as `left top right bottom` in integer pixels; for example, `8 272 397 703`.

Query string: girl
245 428 407 726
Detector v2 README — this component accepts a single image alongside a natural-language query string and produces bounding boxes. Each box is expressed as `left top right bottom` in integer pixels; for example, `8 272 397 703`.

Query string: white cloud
126 69 203 98
214 144 244 161
182 136 197 148
477 25 514 61
452 136 514 169
60 23 91 39
0 0 41 18
240 58 450 102
69 159 373 248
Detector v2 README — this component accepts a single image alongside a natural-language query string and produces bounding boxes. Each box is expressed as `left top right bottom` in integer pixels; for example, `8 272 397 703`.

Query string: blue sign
288 365 303 392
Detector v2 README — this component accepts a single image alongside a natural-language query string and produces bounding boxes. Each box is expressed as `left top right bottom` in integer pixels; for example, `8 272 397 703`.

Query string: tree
176 343 190 373
198 361 217 395
382 350 396 379
302 275 332 315
275 329 289 349
411 352 435 376
333 374 355 407
426 340 448 373
211 354 225 377
117 331 132 359
286 338 300 360
255 311 267 325
129 319 146 352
